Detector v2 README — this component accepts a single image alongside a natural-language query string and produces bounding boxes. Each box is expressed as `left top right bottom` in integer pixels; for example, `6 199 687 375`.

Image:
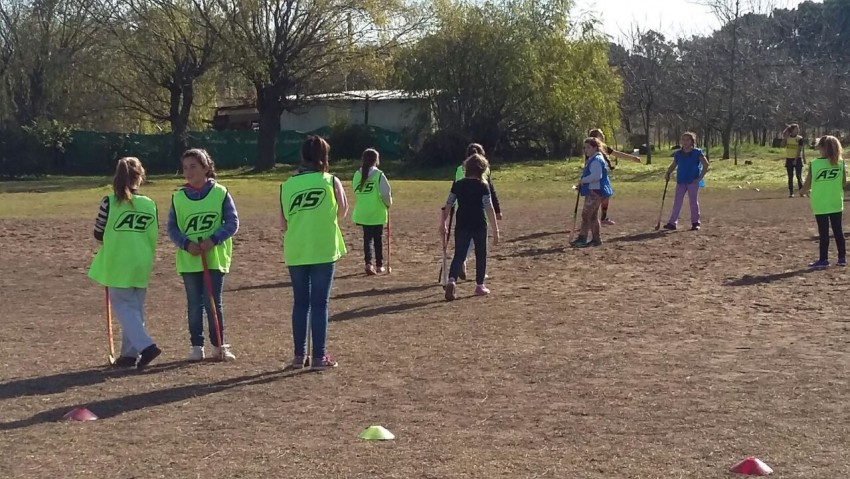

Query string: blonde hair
181 148 217 178
817 135 843 166
463 154 489 182
113 157 145 203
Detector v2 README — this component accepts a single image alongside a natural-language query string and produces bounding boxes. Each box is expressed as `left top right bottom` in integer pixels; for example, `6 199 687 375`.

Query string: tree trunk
643 107 653 165
169 83 192 165
255 84 284 171
721 125 731 161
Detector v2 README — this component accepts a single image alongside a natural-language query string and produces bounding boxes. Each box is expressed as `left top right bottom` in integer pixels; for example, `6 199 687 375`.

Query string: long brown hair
818 135 843 166
466 143 485 157
358 148 379 190
301 135 330 173
584 137 611 166
113 157 145 203
180 148 217 178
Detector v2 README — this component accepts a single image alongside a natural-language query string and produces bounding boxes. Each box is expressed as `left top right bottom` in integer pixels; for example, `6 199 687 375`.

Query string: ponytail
113 157 145 204
358 148 379 190
301 135 330 173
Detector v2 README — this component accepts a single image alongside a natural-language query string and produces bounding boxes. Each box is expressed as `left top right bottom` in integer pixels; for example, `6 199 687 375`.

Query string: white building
279 90 431 133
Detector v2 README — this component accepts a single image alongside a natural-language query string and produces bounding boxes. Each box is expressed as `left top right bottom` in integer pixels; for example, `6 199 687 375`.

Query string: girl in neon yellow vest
280 135 347 370
88 157 161 370
168 149 239 361
799 135 846 268
351 148 392 275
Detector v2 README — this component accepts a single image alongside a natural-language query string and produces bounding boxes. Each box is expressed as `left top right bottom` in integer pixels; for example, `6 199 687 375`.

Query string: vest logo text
815 168 841 181
356 181 375 193
184 212 220 235
289 188 327 213
113 211 155 232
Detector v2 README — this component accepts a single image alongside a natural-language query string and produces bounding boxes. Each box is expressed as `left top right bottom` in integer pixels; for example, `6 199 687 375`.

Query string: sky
572 0 817 43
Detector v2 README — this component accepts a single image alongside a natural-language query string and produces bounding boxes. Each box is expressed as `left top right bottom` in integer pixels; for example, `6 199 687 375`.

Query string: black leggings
786 158 803 194
816 212 846 261
361 225 384 265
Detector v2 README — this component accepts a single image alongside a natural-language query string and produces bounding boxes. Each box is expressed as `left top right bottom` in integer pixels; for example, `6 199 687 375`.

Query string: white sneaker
188 346 204 362
210 344 236 361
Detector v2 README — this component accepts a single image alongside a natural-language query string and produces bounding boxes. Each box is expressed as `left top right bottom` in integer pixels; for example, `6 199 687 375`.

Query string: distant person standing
663 132 710 231
782 123 806 198
799 135 846 268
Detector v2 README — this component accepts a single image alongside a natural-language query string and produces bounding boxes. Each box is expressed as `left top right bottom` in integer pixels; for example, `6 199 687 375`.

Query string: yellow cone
359 425 395 440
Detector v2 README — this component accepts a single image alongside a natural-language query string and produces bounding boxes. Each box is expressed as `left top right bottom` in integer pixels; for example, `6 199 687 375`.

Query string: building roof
288 90 428 102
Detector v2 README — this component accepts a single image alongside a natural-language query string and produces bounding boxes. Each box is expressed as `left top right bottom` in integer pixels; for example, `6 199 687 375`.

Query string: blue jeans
288 262 336 358
182 271 225 347
449 227 488 284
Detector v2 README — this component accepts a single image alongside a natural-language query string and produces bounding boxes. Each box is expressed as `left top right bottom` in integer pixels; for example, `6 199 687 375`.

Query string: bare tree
617 25 674 164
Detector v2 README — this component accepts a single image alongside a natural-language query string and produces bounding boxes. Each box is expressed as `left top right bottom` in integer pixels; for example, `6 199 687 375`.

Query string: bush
0 120 72 178
327 121 377 160
415 129 470 167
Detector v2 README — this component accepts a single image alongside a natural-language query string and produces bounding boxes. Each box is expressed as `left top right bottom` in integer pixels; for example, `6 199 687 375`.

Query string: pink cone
62 407 98 421
730 456 773 475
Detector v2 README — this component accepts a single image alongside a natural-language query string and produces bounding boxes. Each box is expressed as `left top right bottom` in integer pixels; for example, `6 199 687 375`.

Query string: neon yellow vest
785 135 802 159
351 169 388 226
172 183 233 273
280 172 347 266
88 194 158 288
810 158 845 215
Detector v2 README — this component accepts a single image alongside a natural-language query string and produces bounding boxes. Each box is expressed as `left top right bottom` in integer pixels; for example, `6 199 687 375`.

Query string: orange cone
62 407 98 421
730 457 773 475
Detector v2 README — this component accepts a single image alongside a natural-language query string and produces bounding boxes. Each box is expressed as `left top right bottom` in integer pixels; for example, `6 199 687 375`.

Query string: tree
97 0 223 159
396 0 620 157
616 26 673 164
199 0 424 170
0 0 104 125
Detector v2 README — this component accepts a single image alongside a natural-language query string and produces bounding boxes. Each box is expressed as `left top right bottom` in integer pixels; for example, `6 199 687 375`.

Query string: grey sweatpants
108 287 154 357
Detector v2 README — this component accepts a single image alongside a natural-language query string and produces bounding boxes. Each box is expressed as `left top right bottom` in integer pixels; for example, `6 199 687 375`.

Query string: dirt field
2 186 849 478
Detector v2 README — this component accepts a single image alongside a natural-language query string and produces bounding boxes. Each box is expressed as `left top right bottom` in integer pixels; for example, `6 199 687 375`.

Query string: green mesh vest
351 169 388 226
280 172 347 266
172 183 233 273
88 194 158 288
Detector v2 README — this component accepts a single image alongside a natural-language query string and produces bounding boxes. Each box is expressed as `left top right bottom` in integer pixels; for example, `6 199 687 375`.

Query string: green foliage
395 0 619 157
326 119 379 161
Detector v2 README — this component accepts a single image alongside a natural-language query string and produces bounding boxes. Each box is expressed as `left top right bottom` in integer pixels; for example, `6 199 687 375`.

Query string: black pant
449 227 487 284
361 225 384 265
816 212 846 261
786 158 803 194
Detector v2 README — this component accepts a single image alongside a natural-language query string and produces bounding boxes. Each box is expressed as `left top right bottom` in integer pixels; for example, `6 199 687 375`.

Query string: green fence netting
63 126 404 174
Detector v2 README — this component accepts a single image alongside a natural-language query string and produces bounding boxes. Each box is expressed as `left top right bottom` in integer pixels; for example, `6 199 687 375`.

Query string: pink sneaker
311 355 338 370
376 265 386 273
365 264 376 275
474 284 490 296
601 218 615 225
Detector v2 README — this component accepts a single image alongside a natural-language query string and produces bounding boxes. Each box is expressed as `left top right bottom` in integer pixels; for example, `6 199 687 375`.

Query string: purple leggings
668 182 701 225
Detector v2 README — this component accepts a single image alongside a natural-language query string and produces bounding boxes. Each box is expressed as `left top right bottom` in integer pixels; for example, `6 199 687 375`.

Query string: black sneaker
663 223 677 230
137 344 162 371
691 223 701 231
112 356 138 368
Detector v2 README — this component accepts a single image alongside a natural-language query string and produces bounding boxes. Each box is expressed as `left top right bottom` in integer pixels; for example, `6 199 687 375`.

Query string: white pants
108 287 154 357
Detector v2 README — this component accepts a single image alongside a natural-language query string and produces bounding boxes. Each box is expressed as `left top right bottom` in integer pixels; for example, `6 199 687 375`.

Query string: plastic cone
358 425 394 440
730 457 773 475
62 407 98 421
